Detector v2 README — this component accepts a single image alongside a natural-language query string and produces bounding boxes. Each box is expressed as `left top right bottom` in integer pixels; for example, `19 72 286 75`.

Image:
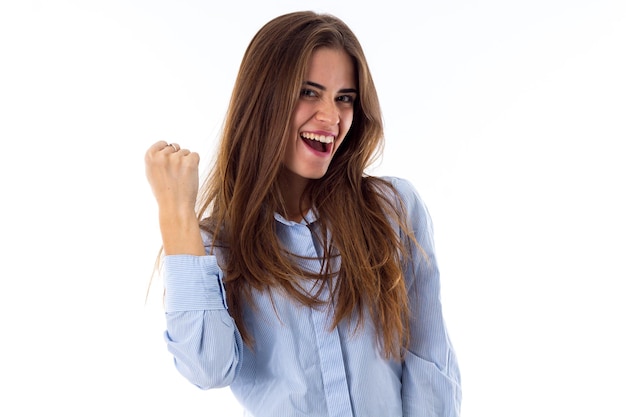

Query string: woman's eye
337 95 355 104
300 89 316 98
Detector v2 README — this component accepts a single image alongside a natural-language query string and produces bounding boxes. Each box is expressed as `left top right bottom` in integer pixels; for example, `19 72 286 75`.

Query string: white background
1 0 624 415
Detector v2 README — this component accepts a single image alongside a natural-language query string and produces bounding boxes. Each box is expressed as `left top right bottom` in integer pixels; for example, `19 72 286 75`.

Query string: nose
315 99 340 125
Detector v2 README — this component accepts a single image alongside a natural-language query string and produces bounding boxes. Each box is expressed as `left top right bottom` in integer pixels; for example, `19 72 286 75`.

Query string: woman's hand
145 141 204 255
145 141 199 211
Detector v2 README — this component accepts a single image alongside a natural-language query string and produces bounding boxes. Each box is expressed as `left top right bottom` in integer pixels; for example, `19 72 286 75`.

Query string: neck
278 170 311 222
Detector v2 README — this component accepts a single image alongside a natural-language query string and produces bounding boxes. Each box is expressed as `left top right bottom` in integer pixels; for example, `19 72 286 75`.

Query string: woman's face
283 47 356 181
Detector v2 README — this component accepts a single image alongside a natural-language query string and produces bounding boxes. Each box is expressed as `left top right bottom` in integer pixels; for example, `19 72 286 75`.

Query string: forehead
305 47 356 88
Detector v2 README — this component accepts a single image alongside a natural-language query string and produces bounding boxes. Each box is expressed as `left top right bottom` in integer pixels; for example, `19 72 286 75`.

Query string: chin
305 166 332 180
283 159 333 181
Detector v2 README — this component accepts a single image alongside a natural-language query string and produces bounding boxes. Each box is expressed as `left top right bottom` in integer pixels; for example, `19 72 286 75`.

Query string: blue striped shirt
163 177 461 416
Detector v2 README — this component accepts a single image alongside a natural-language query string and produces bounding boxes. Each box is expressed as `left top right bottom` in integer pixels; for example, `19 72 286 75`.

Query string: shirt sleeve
391 177 462 416
162 253 243 390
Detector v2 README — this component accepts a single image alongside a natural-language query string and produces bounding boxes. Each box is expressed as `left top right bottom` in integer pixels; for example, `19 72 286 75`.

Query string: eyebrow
304 81 357 94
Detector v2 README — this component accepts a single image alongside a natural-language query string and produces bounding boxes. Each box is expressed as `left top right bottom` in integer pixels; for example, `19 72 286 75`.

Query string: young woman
145 11 461 417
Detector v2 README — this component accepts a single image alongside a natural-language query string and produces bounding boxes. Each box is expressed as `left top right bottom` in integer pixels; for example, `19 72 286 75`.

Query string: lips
300 132 334 154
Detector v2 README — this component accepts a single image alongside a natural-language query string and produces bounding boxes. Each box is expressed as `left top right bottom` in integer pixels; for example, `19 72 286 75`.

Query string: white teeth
301 132 334 143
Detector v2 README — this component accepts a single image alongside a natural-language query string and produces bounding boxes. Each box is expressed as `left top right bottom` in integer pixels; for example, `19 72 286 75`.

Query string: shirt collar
273 209 318 226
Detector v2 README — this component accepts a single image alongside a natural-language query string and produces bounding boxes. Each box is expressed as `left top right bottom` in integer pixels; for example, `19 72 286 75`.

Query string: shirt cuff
163 255 227 313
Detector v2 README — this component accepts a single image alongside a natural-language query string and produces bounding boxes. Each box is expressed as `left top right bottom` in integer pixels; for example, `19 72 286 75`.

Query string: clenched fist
145 141 200 211
145 141 204 255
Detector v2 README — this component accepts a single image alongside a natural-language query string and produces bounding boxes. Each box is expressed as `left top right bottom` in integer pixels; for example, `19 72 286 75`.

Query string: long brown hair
197 11 415 359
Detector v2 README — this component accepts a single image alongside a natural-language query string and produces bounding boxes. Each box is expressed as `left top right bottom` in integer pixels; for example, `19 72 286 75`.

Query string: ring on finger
168 143 179 152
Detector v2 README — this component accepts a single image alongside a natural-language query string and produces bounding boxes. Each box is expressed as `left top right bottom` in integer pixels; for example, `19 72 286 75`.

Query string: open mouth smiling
300 132 334 154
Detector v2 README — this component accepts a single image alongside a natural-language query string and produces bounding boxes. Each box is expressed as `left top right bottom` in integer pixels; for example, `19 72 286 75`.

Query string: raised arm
145 141 242 389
